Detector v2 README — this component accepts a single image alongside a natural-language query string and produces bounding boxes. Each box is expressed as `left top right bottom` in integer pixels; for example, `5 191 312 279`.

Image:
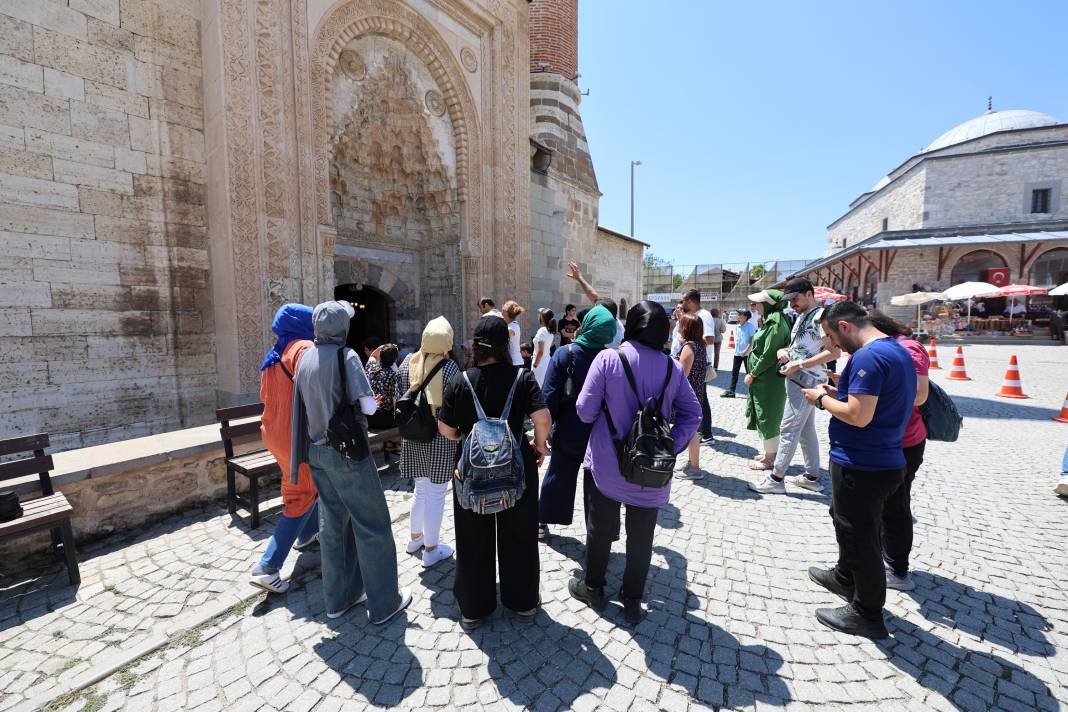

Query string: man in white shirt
681 289 715 444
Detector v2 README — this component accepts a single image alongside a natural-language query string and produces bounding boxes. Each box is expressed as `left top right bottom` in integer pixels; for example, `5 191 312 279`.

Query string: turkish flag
986 268 1010 287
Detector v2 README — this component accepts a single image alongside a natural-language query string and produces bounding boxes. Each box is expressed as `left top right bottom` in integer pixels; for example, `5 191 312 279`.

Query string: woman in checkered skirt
396 316 460 568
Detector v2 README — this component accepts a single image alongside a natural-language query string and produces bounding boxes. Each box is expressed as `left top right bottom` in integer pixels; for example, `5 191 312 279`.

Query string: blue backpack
455 369 526 514
920 380 963 442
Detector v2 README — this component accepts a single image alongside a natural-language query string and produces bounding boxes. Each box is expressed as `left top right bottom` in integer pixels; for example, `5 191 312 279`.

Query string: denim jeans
309 443 401 620
259 501 319 572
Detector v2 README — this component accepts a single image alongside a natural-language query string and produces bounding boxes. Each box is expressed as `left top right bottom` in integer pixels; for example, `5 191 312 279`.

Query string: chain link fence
642 259 816 312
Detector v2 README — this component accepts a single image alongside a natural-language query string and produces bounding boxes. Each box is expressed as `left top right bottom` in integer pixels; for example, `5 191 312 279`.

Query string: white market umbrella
890 291 948 330
942 281 999 324
1050 282 1068 296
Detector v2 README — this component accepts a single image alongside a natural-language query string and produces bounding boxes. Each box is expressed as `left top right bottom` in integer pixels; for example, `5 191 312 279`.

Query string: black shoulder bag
395 358 449 443
326 347 371 461
600 349 677 488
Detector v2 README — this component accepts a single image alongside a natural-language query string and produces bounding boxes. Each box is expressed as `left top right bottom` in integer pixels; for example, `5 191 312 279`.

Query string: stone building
0 0 642 451
794 106 1068 319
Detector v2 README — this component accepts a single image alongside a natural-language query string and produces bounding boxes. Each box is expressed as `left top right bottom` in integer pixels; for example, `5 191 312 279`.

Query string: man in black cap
750 277 841 495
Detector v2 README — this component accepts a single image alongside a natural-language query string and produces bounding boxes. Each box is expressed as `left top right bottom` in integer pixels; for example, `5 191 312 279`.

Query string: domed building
795 103 1068 321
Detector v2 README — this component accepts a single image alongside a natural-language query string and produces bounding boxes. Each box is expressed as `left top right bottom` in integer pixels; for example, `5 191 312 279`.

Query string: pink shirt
897 337 929 447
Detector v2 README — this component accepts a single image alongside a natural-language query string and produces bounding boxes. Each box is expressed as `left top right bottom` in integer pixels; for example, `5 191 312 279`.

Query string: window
881 217 889 231
1032 188 1051 214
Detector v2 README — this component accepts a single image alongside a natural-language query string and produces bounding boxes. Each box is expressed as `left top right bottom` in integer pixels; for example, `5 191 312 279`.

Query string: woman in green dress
744 289 791 471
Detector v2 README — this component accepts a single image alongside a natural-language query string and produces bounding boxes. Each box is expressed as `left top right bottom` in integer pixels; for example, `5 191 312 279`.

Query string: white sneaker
785 474 824 492
748 475 786 494
1056 476 1068 497
885 570 915 591
250 567 289 594
422 544 453 568
675 465 704 481
372 587 413 625
406 535 425 554
327 592 368 618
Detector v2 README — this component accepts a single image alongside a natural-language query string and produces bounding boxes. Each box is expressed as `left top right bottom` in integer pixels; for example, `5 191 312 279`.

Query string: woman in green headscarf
744 289 792 470
537 305 618 539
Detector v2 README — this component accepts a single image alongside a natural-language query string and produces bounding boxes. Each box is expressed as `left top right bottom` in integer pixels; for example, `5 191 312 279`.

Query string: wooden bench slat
0 455 55 482
220 421 262 441
0 494 72 537
0 433 50 457
216 403 264 421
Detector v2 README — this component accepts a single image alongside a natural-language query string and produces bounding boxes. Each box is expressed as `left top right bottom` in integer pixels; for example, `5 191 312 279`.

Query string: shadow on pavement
904 571 1054 657
949 394 1056 421
879 615 1057 711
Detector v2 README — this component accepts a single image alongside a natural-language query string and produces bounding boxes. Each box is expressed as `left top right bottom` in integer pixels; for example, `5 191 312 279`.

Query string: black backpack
326 347 371 460
395 358 449 442
601 349 676 488
920 380 963 442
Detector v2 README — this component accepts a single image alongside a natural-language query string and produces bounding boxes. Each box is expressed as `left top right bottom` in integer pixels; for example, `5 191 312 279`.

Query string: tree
643 252 670 269
672 274 684 290
749 264 766 282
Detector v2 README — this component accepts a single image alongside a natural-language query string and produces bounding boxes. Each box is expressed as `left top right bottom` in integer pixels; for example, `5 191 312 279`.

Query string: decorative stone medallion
460 46 478 73
338 49 367 80
425 89 445 116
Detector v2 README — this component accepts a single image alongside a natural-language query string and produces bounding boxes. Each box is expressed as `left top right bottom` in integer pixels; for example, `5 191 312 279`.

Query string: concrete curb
17 492 412 711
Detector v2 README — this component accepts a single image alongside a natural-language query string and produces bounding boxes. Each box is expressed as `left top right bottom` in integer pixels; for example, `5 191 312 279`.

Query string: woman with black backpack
537 304 618 540
437 315 551 630
396 316 459 568
568 301 702 624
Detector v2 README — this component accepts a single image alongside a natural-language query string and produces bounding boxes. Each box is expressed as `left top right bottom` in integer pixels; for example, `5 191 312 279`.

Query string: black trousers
829 462 905 618
584 478 658 602
728 355 747 391
882 441 926 576
453 451 540 619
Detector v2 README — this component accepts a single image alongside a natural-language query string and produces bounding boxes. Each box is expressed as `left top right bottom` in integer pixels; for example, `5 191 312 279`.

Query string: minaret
528 0 598 191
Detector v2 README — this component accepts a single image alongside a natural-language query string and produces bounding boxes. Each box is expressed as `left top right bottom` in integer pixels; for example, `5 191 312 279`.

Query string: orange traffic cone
945 346 970 381
728 330 735 349
1053 393 1068 423
995 356 1029 399
927 339 940 369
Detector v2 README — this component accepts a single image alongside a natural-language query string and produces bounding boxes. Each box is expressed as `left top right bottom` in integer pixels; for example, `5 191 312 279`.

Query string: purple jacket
576 342 702 508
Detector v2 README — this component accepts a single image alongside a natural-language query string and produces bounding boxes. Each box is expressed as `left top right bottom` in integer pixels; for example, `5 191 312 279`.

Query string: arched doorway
1030 247 1068 310
334 284 393 352
951 249 1010 314
862 266 879 308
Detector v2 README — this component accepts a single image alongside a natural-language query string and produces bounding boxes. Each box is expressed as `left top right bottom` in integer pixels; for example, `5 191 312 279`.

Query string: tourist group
249 268 930 640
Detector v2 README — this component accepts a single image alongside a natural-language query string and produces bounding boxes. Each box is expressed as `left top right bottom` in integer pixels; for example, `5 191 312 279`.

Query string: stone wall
594 227 643 308
0 0 215 451
924 145 1068 228
827 168 926 251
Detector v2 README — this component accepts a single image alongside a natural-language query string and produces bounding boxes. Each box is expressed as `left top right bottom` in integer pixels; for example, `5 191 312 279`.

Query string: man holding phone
749 278 841 494
801 301 916 639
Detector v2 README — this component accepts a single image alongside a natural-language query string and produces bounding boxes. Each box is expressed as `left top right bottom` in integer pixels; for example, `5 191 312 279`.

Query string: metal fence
642 259 815 312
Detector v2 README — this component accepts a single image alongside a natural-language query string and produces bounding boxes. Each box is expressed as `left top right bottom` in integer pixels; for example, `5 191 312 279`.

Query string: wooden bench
0 434 80 586
216 403 399 529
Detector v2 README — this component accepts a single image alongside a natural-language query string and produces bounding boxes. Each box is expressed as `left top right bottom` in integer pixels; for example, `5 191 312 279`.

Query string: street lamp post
630 160 641 237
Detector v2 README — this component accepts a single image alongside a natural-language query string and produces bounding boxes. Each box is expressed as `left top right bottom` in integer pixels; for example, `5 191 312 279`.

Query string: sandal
748 460 774 471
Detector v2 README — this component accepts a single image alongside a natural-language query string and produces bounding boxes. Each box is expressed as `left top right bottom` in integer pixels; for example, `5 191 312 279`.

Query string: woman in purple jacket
567 301 702 624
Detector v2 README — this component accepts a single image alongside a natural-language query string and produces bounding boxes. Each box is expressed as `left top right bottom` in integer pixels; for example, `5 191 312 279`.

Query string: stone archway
307 0 487 336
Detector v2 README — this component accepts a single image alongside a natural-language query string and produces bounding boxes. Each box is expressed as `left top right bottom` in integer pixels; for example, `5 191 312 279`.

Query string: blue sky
577 1 1068 266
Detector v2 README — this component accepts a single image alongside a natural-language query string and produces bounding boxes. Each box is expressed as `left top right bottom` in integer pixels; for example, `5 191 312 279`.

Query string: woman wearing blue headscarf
250 304 318 593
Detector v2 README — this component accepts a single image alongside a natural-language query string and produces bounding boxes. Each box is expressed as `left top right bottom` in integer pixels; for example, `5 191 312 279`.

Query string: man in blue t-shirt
800 301 916 639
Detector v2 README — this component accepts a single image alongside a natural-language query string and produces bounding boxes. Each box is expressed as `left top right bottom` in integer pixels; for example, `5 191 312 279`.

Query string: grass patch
58 658 84 674
51 630 65 639
82 692 106 712
227 594 261 617
116 669 138 690
102 585 119 595
196 562 211 569
171 629 203 649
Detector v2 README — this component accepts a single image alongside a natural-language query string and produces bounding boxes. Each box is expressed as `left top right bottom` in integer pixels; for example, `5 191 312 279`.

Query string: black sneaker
808 566 854 602
816 604 889 639
700 434 715 445
568 577 607 612
720 391 736 398
621 595 644 625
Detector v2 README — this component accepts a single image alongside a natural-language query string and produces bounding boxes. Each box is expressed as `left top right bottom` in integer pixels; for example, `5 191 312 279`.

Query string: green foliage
750 264 766 281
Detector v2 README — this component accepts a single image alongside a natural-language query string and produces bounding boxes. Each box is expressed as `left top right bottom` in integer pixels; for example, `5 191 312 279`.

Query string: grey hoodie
290 301 376 480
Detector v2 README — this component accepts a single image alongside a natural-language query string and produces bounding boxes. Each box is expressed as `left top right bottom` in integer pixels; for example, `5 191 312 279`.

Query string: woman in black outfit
437 315 551 629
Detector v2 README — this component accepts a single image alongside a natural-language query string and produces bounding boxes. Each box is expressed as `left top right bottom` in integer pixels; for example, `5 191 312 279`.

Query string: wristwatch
816 393 828 410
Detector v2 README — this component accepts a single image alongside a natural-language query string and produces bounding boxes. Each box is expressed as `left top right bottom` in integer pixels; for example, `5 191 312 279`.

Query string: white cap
747 290 775 304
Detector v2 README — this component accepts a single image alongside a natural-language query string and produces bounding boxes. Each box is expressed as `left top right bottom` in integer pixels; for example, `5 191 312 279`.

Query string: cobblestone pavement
4 343 1068 711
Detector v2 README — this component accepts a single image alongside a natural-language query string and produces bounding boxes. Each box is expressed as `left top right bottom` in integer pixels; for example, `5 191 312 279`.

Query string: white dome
924 109 1061 153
